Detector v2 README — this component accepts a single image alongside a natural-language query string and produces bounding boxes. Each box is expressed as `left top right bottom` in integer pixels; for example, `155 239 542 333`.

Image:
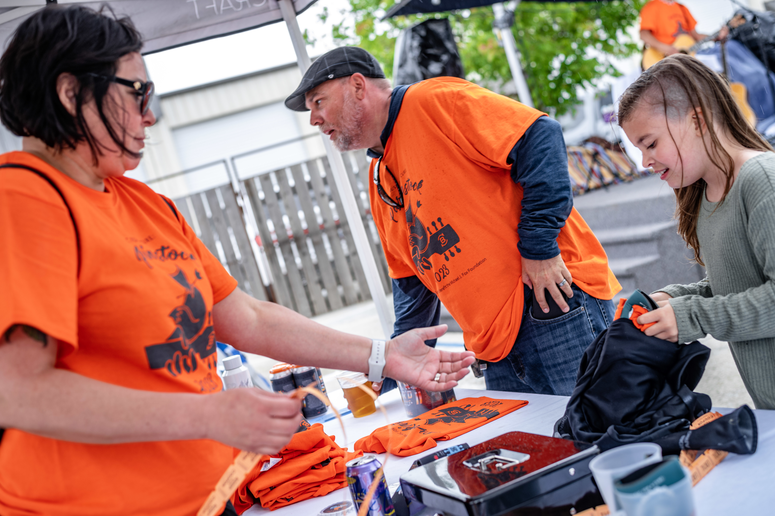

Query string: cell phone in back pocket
531 286 577 320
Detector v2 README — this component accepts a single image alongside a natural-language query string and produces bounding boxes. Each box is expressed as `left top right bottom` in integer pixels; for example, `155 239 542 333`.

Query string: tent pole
278 0 394 339
278 0 312 71
492 2 533 108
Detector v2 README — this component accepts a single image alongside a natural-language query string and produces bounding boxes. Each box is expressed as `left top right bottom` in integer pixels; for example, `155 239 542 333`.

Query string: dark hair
618 54 772 265
0 5 144 160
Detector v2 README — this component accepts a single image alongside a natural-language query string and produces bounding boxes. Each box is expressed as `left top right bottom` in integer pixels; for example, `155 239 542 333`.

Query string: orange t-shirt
354 397 528 456
640 0 697 45
0 152 239 516
233 423 361 512
369 78 620 362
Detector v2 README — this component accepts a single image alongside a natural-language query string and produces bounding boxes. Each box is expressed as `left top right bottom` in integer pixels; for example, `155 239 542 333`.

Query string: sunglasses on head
89 73 154 115
373 157 404 209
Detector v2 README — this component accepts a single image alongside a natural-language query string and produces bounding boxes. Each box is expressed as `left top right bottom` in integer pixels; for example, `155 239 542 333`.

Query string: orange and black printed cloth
613 289 660 332
614 298 655 332
355 397 528 457
231 422 362 513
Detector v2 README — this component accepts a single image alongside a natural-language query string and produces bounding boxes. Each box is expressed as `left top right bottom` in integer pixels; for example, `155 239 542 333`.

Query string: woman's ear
56 73 79 116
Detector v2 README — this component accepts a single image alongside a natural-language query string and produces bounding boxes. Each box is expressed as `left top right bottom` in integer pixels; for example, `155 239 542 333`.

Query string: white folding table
244 388 775 515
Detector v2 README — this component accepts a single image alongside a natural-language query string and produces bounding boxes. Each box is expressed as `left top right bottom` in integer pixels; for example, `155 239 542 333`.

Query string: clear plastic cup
588 442 662 511
336 372 377 418
614 457 694 516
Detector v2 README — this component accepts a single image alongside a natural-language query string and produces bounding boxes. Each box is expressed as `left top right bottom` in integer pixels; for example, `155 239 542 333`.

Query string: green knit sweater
659 152 775 410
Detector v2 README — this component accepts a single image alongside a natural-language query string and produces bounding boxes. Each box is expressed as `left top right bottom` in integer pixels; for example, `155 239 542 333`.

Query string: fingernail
543 308 549 313
563 307 569 313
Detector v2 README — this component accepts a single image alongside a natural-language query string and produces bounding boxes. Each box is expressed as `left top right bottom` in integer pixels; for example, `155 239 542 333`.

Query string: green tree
326 1 646 116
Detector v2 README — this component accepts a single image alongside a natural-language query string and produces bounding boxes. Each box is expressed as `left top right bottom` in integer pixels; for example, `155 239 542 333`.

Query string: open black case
399 432 603 516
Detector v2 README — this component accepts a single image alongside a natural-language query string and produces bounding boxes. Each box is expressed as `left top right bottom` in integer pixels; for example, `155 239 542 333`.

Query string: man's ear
56 73 80 116
349 73 367 100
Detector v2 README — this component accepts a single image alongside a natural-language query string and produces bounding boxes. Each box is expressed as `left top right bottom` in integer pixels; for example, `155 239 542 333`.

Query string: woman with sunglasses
0 6 474 516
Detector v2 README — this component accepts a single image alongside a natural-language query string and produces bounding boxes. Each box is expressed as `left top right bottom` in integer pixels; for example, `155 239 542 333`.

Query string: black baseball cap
284 46 386 112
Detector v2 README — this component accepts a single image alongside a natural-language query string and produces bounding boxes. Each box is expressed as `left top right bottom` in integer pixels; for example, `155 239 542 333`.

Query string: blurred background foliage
315 1 646 116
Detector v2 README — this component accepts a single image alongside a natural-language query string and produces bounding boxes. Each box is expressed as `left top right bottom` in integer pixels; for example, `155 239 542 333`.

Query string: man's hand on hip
521 254 573 314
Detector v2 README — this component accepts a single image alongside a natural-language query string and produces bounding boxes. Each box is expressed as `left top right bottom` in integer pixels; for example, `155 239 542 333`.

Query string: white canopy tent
0 1 319 55
0 0 394 338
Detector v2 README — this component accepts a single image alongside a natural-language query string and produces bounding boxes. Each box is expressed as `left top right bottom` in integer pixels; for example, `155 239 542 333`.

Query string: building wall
0 125 20 155
137 62 326 199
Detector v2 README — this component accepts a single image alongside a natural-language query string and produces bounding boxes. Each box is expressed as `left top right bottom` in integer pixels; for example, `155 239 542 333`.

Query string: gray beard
333 133 354 152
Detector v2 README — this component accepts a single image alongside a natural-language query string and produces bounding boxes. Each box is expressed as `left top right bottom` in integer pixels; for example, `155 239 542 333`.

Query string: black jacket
555 318 756 455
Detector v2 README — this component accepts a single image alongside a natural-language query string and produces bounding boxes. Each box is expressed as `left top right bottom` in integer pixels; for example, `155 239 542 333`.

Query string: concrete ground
244 295 754 409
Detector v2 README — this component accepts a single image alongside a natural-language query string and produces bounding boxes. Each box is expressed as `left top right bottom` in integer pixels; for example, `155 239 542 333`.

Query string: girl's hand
650 291 673 303
637 302 679 342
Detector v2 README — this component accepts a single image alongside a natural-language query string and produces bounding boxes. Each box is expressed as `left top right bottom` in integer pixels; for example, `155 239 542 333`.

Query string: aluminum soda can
292 366 327 417
269 363 296 395
316 367 328 396
345 454 396 516
397 382 456 418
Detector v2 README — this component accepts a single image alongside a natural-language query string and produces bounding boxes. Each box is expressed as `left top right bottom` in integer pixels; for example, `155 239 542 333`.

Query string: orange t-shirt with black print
0 152 239 516
640 0 697 45
233 423 361 512
369 78 620 363
354 397 528 456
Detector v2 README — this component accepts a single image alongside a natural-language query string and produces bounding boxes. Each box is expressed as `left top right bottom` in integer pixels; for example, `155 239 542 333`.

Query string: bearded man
285 47 620 395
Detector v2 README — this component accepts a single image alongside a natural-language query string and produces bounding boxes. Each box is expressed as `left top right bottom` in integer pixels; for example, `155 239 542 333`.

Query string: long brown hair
618 54 772 265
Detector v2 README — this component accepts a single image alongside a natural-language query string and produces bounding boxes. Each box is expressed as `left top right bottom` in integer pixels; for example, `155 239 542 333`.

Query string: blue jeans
483 284 615 396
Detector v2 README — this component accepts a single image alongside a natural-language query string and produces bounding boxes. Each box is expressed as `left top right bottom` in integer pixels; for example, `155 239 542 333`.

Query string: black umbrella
386 0 614 18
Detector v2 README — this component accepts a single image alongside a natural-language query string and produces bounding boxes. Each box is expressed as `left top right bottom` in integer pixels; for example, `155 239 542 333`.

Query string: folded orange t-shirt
232 423 362 513
251 453 354 511
355 397 528 456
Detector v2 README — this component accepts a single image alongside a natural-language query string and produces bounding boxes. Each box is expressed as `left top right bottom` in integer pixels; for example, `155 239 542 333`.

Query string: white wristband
368 339 387 382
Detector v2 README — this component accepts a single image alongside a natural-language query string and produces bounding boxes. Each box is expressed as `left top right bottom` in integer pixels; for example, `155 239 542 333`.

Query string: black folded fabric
555 318 717 454
658 405 758 455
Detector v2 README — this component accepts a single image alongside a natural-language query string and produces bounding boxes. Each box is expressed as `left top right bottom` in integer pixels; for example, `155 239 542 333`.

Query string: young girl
618 53 775 410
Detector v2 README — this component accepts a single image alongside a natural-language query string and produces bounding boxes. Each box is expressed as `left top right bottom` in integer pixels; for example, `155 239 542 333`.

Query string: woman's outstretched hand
383 325 476 392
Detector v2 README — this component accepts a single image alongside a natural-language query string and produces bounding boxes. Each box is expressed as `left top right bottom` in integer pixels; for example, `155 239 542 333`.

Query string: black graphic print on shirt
406 199 462 275
144 266 217 379
424 404 501 426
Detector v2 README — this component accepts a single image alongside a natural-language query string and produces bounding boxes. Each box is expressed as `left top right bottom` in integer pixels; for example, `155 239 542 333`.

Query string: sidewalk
244 296 753 409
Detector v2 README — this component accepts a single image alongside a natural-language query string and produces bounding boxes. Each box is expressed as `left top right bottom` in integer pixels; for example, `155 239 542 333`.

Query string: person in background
0 7 475 516
618 54 775 410
639 0 729 61
284 47 620 397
